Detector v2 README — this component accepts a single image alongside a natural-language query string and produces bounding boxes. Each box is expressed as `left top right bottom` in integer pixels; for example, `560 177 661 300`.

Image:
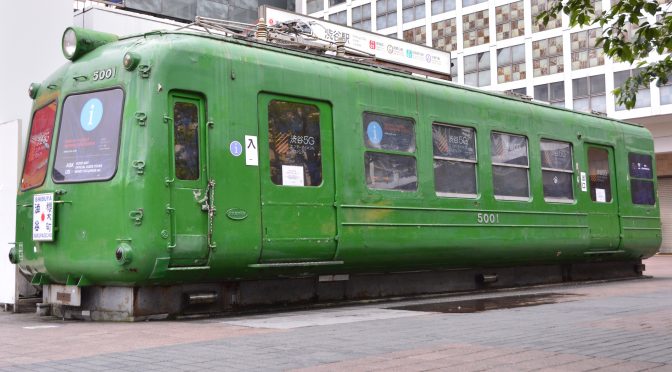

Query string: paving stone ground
1 255 671 371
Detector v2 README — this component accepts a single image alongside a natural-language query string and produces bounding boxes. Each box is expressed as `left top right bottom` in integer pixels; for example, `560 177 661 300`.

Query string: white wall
0 0 72 142
74 7 183 35
0 120 21 305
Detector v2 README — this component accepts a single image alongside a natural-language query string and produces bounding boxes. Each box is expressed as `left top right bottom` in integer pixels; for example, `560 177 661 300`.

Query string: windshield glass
52 88 124 183
21 102 57 191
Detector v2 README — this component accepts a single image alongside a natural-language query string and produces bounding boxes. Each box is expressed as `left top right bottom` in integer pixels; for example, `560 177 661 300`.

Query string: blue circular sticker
80 98 104 132
230 140 242 157
367 121 383 145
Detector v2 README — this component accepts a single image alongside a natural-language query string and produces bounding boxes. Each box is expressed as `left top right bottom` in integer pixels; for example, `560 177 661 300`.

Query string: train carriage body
10 26 661 319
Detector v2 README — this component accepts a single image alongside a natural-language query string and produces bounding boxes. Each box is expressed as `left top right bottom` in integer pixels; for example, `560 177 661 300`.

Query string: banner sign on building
261 6 452 76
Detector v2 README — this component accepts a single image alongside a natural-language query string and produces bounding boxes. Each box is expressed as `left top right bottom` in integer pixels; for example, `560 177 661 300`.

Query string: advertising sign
261 6 451 76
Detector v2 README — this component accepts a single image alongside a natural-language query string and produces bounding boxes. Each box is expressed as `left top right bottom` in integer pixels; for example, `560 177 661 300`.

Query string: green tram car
10 25 661 320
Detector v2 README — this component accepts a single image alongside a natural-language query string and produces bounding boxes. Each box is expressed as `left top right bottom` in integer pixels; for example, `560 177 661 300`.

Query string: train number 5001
477 213 500 224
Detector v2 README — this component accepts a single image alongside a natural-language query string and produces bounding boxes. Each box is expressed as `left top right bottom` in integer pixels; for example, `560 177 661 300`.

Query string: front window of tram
52 89 124 183
21 102 58 191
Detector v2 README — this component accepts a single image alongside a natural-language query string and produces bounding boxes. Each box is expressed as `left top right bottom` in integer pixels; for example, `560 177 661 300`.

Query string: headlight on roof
61 27 119 61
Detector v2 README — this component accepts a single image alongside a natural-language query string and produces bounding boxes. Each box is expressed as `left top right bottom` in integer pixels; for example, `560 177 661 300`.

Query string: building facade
301 0 672 251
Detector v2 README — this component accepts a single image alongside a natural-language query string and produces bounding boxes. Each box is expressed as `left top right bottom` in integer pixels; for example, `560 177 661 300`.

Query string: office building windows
495 1 525 41
402 0 425 23
352 4 372 30
377 0 398 29
571 28 604 70
463 10 490 48
614 69 651 110
497 44 526 83
307 0 324 13
531 0 561 32
403 25 426 44
464 51 491 87
532 36 564 77
431 18 457 52
573 75 606 113
534 81 565 107
431 0 455 15
329 10 347 24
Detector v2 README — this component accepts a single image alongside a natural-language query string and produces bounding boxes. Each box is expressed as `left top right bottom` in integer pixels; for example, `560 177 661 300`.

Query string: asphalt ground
1 255 671 371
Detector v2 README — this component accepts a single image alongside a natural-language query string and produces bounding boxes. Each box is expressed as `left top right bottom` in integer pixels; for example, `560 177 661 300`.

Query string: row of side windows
260 102 654 206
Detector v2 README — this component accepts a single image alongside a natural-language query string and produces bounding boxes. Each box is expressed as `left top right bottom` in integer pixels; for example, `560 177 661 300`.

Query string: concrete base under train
41 260 646 321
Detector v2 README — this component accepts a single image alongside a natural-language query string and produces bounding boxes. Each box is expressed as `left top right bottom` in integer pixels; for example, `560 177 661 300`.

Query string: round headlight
28 83 40 99
123 52 140 71
62 28 78 60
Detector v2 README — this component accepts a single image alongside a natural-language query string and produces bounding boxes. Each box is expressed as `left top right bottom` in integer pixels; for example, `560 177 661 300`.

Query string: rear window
52 89 124 183
21 102 57 191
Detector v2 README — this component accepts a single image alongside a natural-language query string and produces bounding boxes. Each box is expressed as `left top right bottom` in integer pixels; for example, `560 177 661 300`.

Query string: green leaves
535 0 671 110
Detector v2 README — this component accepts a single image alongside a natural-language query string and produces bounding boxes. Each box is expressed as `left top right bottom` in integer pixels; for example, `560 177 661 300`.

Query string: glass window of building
451 57 458 78
497 44 526 83
329 10 347 24
531 0 562 32
433 123 478 197
495 1 525 41
491 132 530 200
510 87 527 95
463 10 490 48
572 75 606 113
534 81 565 107
403 25 427 44
431 18 457 52
532 36 563 77
660 74 672 105
570 28 604 70
352 4 372 30
463 0 487 8
307 0 324 13
614 69 651 110
402 0 425 23
464 51 491 87
377 0 398 29
330 0 346 6
431 0 455 15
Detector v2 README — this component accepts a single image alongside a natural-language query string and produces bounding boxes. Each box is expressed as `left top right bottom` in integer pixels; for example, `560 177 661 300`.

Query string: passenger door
257 94 337 263
585 144 621 250
167 93 210 267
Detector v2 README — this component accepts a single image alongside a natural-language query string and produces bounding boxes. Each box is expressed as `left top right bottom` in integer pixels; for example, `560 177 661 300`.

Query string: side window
432 123 477 197
363 113 417 191
174 102 200 180
587 147 612 202
268 100 322 187
541 140 574 202
491 132 529 200
22 102 57 191
629 152 655 205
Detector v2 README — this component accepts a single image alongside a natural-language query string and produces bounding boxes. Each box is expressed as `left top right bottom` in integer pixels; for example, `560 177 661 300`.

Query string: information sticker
33 193 55 241
595 188 606 203
245 135 258 166
580 172 587 192
282 165 305 186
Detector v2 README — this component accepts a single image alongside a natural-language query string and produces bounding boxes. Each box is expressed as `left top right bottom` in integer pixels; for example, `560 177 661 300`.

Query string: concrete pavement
1 255 671 371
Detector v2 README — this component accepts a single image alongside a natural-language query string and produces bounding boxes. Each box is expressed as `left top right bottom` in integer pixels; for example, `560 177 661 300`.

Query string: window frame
628 152 656 206
21 100 58 191
491 131 531 201
432 122 478 198
363 112 418 192
52 87 125 185
540 139 575 203
267 99 324 188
